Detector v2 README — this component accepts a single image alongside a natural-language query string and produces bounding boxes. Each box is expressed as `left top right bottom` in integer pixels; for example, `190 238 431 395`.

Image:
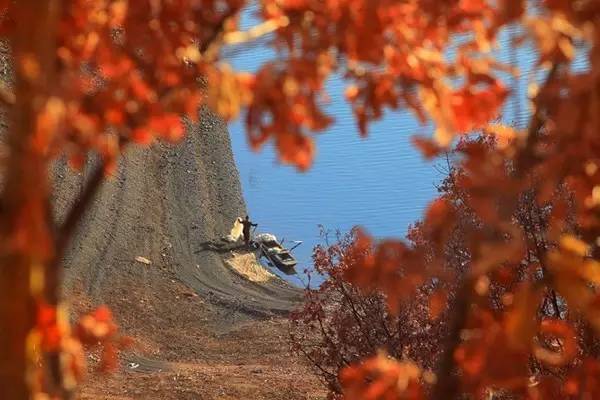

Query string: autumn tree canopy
293 138 599 398
1 0 600 399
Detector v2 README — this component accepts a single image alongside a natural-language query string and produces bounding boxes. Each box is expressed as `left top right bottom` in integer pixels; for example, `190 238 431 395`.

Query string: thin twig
223 16 289 45
57 160 105 249
337 282 376 351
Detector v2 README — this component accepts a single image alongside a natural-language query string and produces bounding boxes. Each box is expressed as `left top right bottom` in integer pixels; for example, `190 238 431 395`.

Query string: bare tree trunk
0 1 60 398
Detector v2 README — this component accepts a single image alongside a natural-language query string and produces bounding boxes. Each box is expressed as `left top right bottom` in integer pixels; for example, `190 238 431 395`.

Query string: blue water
229 100 441 287
226 38 441 285
224 7 588 287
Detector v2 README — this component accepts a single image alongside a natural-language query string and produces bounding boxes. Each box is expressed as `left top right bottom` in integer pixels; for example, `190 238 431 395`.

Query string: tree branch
516 63 559 175
57 161 105 248
430 276 472 400
337 281 376 351
199 6 242 56
43 159 108 398
223 16 289 45
47 159 106 303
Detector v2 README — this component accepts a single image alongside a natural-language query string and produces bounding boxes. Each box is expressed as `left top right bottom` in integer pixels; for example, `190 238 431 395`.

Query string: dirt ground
49 108 325 399
72 279 323 400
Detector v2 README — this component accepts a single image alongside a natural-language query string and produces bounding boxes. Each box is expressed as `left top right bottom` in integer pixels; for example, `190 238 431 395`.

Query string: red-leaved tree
294 137 600 399
342 135 600 399
290 228 443 398
2 1 600 399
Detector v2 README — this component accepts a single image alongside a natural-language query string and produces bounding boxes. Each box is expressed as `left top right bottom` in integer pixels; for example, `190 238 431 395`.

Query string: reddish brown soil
72 278 323 400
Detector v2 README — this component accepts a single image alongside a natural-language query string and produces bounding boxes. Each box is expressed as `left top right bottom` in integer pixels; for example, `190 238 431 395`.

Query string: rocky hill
50 109 322 399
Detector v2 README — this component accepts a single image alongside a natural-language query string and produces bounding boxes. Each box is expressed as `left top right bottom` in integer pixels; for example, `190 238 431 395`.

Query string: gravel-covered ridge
53 108 302 331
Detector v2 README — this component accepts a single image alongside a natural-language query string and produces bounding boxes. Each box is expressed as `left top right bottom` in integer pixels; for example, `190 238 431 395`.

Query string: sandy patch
225 252 275 283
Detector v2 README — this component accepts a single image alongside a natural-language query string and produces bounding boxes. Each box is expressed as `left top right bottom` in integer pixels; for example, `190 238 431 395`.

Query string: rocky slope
49 109 321 399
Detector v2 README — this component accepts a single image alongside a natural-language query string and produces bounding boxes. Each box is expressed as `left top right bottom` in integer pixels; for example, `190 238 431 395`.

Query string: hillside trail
50 109 323 399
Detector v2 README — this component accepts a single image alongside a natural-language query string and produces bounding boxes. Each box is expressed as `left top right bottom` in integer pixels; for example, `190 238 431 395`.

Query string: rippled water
230 112 440 287
225 7 588 287
226 51 442 286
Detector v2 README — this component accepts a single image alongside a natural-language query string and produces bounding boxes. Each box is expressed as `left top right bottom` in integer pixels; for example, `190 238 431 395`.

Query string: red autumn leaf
459 0 488 14
276 132 314 171
345 85 360 102
36 302 62 351
104 108 125 125
451 82 508 133
504 283 542 352
340 354 424 400
148 114 184 142
130 73 155 102
93 305 112 323
37 302 56 326
412 136 443 159
131 127 153 145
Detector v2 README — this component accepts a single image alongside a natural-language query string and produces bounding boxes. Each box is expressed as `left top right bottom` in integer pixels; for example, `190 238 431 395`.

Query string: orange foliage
28 303 128 397
2 0 600 399
340 353 424 400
